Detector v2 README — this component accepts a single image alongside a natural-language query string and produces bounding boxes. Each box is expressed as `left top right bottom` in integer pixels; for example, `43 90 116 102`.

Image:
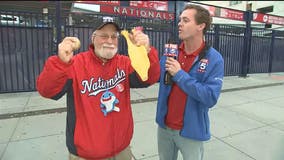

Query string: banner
76 1 120 6
220 8 244 21
129 1 168 11
253 12 284 25
188 2 244 21
100 5 174 20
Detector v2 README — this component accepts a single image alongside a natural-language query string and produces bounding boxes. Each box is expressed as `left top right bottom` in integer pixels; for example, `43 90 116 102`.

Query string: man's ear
198 23 206 32
91 35 95 43
91 32 96 43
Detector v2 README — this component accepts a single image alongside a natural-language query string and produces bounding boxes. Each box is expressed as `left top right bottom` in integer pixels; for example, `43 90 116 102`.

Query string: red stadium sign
253 12 284 25
220 8 244 21
129 1 168 11
75 1 120 6
100 5 174 20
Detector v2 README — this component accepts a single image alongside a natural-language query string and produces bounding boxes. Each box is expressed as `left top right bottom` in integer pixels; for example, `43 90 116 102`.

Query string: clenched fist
128 27 150 53
58 37 81 63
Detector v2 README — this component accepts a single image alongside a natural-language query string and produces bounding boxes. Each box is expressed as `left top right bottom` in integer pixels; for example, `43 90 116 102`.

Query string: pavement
1 72 284 160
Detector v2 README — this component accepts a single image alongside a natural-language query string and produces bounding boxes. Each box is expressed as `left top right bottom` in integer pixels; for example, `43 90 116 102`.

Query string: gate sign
76 1 120 6
188 2 244 21
220 8 244 21
100 5 174 20
129 1 168 11
253 12 284 26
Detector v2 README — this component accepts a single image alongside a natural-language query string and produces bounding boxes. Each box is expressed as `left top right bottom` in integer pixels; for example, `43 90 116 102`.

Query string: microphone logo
164 44 178 58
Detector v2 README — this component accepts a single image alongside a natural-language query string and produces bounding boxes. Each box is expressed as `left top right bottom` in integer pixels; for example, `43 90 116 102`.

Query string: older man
37 17 160 160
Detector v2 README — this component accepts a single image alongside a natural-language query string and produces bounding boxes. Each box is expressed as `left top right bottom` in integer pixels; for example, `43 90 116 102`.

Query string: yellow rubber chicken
121 27 150 81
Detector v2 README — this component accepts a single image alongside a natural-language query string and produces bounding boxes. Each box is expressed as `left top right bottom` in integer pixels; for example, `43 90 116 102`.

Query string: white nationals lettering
80 69 126 96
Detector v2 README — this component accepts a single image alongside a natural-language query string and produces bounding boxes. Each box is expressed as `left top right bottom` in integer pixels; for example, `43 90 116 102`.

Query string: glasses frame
93 32 120 41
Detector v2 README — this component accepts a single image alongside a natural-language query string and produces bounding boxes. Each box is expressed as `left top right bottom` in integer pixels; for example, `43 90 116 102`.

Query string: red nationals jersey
36 45 160 159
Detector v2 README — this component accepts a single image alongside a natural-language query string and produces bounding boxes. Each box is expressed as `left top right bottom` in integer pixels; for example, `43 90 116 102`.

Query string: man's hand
121 29 150 81
128 27 150 53
165 57 181 76
58 37 80 63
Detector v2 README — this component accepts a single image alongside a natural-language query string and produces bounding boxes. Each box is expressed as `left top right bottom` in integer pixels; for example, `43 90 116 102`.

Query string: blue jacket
156 45 224 141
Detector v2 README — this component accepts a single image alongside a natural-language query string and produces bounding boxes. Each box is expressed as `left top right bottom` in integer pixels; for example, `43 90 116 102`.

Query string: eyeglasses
94 33 119 40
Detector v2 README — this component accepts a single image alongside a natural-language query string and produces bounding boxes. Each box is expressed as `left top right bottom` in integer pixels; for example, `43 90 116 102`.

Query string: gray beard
94 47 117 60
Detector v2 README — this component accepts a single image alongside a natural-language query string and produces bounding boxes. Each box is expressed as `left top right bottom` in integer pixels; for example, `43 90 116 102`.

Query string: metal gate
0 11 55 93
0 11 174 93
1 7 284 93
205 24 284 76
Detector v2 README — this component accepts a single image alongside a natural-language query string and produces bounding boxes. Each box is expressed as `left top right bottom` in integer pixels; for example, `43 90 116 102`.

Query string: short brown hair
183 4 212 34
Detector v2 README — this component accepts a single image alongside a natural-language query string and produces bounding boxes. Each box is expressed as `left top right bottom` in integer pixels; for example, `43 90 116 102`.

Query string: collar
179 41 205 57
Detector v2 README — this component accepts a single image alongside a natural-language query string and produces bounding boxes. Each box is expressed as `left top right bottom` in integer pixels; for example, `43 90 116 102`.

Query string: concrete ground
1 72 284 160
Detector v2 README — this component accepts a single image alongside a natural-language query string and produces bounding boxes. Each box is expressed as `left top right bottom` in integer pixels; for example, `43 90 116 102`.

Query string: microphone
164 38 178 85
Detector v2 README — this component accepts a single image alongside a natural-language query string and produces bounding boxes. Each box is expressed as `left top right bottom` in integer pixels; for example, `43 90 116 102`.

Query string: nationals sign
100 5 174 20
